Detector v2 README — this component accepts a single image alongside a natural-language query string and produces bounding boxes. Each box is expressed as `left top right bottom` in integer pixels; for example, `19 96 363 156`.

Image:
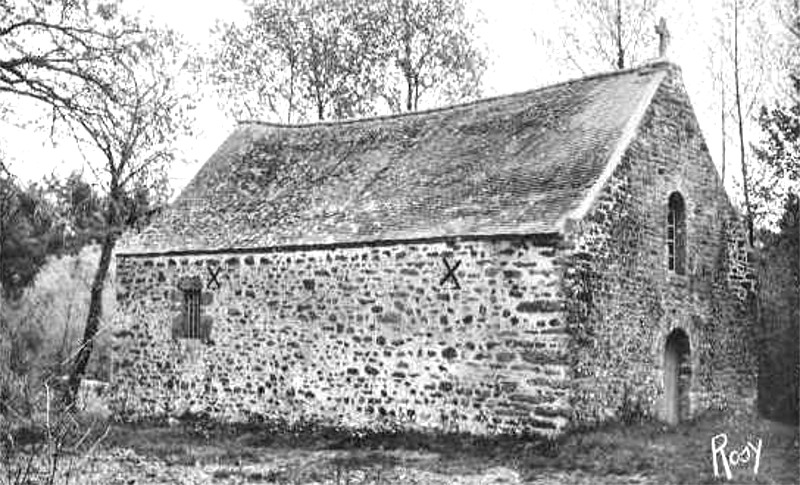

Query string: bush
618 385 647 425
756 195 800 424
0 245 115 415
0 379 111 485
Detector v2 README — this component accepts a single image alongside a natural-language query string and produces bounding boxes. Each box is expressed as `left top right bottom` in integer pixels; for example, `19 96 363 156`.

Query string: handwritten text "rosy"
711 433 762 480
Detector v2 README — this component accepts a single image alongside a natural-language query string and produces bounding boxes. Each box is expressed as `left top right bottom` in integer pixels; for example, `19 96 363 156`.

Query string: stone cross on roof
655 17 670 58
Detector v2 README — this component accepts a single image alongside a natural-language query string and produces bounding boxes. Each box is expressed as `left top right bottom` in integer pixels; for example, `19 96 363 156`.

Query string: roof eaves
115 231 565 258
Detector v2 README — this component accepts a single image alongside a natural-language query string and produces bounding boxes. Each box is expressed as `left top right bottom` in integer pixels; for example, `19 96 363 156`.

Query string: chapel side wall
563 70 757 425
110 237 571 435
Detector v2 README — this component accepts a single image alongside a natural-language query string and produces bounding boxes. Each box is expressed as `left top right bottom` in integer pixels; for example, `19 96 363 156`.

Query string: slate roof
119 62 674 254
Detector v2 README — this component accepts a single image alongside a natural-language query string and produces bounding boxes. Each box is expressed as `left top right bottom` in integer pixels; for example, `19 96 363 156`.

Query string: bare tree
302 1 383 120
208 0 485 121
60 24 192 402
0 0 143 340
209 0 381 122
0 2 195 401
707 15 729 185
723 80 728 184
0 0 139 120
380 0 486 112
704 0 786 233
733 0 755 244
208 0 306 122
546 0 661 74
775 0 800 85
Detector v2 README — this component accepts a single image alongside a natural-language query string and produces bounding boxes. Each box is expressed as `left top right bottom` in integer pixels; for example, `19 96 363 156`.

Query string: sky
1 0 789 208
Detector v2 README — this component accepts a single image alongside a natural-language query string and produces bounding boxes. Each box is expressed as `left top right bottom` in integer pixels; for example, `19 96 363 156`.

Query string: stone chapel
109 60 756 436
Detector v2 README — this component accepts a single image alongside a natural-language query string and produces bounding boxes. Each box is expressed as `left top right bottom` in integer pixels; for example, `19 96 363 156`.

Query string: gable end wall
562 69 757 425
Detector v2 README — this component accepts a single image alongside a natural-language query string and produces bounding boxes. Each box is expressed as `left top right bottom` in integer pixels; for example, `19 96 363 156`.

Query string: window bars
183 288 202 339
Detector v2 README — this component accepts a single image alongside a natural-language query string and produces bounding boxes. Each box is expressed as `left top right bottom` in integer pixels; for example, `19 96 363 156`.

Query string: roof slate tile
119 64 672 254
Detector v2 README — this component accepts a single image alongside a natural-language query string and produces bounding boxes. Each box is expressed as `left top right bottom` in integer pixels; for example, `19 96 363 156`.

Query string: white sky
1 0 786 206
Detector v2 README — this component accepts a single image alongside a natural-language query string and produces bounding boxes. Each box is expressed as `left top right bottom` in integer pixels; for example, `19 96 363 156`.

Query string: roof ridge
237 61 680 130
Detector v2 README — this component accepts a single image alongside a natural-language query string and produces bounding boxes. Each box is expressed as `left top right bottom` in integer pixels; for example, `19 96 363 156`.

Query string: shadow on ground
75 410 800 484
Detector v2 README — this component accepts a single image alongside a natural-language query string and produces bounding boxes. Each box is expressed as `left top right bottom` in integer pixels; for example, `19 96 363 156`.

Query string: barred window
183 288 202 339
667 192 686 275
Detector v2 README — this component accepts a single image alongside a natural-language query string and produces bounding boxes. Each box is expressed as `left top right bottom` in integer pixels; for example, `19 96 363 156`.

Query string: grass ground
69 409 797 485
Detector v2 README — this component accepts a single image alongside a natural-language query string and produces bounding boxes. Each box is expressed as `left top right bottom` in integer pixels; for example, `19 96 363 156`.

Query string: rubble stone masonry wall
561 68 757 424
110 237 572 435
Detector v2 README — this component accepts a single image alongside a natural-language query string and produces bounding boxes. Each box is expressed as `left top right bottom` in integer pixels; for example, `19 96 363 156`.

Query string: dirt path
70 448 668 485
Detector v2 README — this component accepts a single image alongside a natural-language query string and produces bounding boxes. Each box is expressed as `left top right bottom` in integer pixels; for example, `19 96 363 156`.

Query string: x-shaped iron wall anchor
206 266 222 290
439 257 462 290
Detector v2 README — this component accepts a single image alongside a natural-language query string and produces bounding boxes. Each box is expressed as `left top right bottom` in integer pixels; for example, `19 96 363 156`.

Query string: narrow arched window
667 192 686 274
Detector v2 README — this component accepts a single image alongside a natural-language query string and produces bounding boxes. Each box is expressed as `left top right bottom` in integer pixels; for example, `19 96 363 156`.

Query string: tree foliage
754 77 800 186
209 0 379 122
2 0 192 402
752 1 800 226
755 194 799 424
0 0 139 119
208 0 485 122
379 0 485 112
0 168 151 302
705 0 788 235
0 245 114 411
752 90 800 226
751 4 799 422
58 20 192 403
0 172 58 300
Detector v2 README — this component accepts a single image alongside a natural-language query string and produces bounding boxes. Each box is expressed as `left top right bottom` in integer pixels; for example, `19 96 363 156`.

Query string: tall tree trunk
722 81 727 184
0 186 16 304
616 0 625 69
66 228 117 404
314 78 324 120
0 223 3 314
413 76 420 111
402 0 414 112
0 167 3 308
734 0 754 244
406 75 414 111
66 181 121 405
0 215 4 305
287 60 295 124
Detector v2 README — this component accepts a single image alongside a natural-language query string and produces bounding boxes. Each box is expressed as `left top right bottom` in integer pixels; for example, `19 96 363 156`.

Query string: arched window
667 192 686 274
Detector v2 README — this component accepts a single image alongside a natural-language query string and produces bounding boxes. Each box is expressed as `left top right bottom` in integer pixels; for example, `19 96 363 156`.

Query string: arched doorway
664 328 691 425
